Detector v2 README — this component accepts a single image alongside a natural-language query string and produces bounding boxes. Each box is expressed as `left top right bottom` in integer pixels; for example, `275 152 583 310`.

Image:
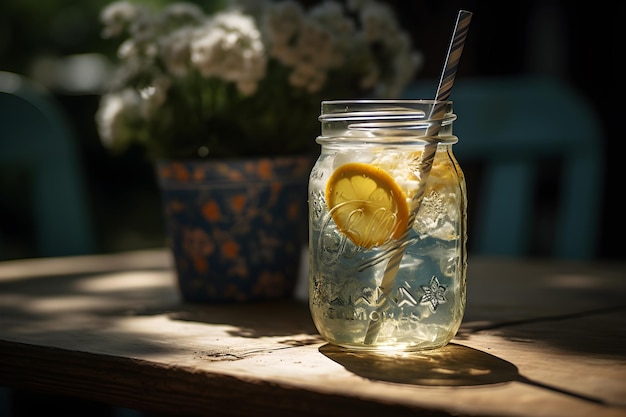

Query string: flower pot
156 156 312 303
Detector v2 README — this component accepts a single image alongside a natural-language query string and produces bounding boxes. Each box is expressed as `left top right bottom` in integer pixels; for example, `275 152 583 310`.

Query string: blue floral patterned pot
156 156 312 303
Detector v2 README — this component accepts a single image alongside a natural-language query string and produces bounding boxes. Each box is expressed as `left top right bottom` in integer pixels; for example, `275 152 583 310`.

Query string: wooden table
0 249 625 417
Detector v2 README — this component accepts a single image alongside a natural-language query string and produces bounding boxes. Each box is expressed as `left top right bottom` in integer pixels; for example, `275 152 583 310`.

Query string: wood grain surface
1 250 625 417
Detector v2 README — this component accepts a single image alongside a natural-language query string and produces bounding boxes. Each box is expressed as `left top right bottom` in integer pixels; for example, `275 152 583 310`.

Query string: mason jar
308 100 467 352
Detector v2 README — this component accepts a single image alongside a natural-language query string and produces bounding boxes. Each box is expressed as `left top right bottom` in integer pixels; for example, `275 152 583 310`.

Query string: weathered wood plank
0 251 625 417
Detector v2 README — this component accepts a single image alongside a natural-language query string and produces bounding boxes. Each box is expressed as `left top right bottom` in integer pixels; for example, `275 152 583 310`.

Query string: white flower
127 10 156 43
266 1 352 86
265 1 304 47
309 1 354 67
95 88 143 150
190 10 266 95
100 1 143 38
289 59 324 91
139 75 171 118
160 27 195 77
358 1 398 42
162 2 204 23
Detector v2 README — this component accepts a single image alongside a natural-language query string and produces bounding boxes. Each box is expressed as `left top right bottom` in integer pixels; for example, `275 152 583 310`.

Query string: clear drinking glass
308 100 467 352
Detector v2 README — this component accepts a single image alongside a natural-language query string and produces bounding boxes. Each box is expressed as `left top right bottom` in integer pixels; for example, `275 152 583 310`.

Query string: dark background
0 0 620 260
395 0 619 260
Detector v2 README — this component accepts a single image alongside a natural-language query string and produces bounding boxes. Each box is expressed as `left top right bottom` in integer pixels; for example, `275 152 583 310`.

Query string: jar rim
321 99 451 104
319 100 454 122
318 99 456 142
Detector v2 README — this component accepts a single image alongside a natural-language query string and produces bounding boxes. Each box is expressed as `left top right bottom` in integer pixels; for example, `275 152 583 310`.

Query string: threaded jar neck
318 100 457 146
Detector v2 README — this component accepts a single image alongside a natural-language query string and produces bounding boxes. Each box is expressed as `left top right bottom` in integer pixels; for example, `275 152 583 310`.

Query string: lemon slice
326 162 409 249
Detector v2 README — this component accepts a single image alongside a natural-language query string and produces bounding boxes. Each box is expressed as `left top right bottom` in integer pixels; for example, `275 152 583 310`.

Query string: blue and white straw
364 10 473 345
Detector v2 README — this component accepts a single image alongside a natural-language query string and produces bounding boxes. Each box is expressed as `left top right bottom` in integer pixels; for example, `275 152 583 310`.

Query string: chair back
0 71 95 259
403 76 604 259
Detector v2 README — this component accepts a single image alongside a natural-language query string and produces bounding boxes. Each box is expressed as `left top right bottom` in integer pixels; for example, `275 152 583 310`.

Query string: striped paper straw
363 10 473 346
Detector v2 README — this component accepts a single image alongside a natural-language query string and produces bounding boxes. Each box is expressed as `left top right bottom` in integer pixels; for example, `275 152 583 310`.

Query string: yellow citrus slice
326 162 409 249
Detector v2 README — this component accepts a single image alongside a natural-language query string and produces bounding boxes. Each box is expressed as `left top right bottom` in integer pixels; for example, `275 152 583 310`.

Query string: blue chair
403 76 604 259
0 71 95 259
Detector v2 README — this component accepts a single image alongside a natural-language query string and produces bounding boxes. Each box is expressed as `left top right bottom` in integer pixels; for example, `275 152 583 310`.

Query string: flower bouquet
95 0 422 159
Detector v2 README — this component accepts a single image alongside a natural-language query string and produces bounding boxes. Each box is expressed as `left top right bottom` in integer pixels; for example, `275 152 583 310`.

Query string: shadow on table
320 342 606 405
457 305 626 360
169 300 323 341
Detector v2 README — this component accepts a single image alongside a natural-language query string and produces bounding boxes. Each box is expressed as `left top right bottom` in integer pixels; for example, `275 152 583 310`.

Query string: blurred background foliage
0 0 619 260
1 0 173 257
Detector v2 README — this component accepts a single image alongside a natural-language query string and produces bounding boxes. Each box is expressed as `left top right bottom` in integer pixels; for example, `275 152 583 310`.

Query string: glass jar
308 100 467 352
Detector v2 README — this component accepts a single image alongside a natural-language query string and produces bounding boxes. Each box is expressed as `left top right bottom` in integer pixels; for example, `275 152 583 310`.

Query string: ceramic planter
156 155 311 303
